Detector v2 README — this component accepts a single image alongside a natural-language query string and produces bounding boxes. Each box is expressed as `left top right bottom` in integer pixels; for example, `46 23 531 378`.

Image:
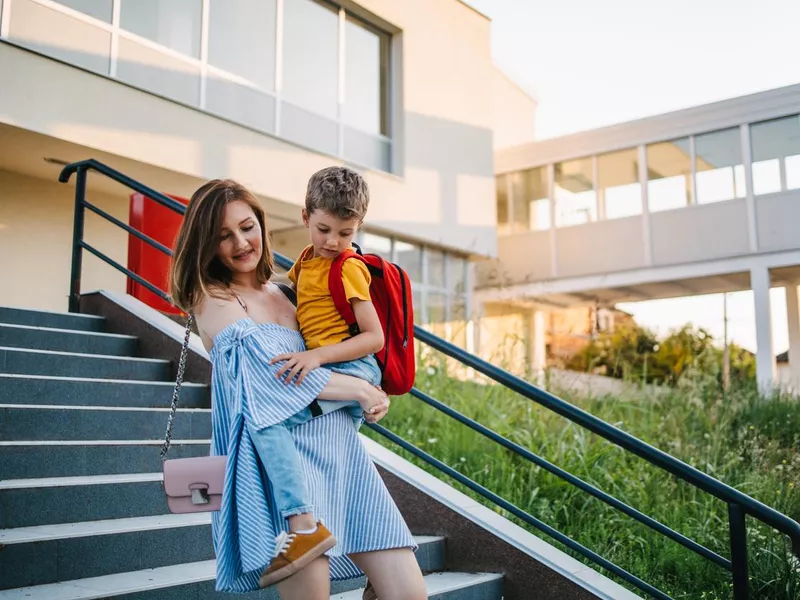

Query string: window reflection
208 0 276 91
598 148 641 219
751 115 800 195
427 249 445 288
447 256 467 295
344 17 388 136
53 0 112 22
359 232 391 256
120 0 202 58
282 0 338 119
647 138 691 212
694 128 745 204
510 167 550 232
395 240 422 283
554 158 595 227
496 175 510 236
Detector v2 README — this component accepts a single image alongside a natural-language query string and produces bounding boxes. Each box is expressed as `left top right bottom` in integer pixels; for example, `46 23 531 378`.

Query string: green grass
364 356 800 599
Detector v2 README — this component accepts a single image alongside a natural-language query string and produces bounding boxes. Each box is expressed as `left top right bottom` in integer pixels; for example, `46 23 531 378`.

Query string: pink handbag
161 315 226 513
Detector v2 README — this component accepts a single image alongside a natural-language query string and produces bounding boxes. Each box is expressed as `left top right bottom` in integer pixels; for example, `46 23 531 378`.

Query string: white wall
0 169 129 311
492 66 537 150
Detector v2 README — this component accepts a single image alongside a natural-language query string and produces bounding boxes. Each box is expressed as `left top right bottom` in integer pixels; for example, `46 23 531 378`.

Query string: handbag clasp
191 488 210 505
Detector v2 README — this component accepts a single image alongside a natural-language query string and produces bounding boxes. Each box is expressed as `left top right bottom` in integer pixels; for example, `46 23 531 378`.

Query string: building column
785 282 800 390
530 309 547 384
751 266 775 394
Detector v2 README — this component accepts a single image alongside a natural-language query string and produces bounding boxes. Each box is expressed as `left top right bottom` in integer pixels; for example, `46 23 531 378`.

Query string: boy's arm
313 299 384 364
270 300 384 384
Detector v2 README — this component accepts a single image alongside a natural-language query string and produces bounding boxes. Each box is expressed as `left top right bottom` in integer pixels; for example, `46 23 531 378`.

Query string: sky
464 0 800 353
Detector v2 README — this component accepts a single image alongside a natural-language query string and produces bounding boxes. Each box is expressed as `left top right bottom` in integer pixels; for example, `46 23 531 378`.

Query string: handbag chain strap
160 314 194 460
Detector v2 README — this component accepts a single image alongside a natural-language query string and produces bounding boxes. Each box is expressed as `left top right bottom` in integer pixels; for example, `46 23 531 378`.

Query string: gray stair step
0 323 138 356
0 440 211 479
0 405 210 442
0 564 497 600
0 374 209 408
0 474 167 528
0 347 171 380
0 306 105 333
0 511 444 589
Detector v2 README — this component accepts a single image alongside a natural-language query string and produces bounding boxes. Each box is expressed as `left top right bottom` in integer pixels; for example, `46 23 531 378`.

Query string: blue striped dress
209 318 416 593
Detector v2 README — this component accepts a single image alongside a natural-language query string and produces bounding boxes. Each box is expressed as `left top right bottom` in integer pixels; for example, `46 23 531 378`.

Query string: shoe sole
259 534 338 588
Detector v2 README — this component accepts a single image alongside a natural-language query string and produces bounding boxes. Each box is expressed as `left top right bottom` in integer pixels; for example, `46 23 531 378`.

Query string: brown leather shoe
259 522 337 587
363 579 378 600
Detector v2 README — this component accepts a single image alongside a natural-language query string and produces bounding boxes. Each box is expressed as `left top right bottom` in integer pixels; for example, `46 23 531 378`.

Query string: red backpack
328 247 416 396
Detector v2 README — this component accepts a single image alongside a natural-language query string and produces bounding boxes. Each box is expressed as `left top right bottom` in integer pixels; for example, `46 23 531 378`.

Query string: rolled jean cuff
281 504 315 519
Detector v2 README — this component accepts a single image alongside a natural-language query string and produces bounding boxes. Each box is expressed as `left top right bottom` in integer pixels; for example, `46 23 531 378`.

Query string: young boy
271 166 384 413
256 167 384 586
252 167 384 587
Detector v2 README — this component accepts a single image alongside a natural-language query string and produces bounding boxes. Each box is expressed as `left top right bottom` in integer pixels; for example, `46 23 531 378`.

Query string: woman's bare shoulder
193 288 247 350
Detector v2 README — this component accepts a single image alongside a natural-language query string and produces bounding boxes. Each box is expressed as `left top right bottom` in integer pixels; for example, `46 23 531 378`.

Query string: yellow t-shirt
288 245 372 349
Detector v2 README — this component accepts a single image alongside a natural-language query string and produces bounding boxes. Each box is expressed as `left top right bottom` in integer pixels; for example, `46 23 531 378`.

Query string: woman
169 179 426 600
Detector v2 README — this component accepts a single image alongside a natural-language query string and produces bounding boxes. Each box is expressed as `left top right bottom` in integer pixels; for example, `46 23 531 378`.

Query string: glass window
647 138 691 212
282 0 338 120
208 0 276 90
511 167 550 232
343 16 388 136
359 232 391 256
395 240 422 283
554 158 595 227
598 148 642 219
428 292 447 324
52 0 112 22
447 256 467 295
695 128 745 204
427 249 445 288
496 175 510 236
751 115 800 195
120 0 202 58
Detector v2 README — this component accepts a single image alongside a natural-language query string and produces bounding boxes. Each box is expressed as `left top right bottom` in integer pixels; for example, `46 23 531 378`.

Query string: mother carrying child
169 174 426 600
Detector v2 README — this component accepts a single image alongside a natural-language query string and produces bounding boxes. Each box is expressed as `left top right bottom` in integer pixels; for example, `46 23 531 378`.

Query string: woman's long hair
169 179 274 313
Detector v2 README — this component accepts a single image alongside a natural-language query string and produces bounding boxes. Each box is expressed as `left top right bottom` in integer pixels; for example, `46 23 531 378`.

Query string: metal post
729 503 750 600
68 168 88 313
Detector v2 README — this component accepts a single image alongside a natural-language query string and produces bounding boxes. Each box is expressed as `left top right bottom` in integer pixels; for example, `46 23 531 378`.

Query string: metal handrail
60 158 800 600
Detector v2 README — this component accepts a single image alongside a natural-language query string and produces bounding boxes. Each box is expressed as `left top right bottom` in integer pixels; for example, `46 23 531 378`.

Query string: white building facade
0 0 536 340
481 84 800 391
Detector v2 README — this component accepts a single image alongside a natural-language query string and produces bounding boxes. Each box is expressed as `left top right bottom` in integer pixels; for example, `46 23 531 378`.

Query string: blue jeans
247 408 314 520
248 355 381 519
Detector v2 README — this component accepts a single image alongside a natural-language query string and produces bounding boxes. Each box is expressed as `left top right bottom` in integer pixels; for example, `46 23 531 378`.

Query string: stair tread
0 307 104 320
0 513 211 544
0 403 209 412
0 439 210 447
0 472 163 490
0 563 496 600
0 373 206 386
332 572 503 599
0 346 168 363
0 507 445 544
0 323 136 340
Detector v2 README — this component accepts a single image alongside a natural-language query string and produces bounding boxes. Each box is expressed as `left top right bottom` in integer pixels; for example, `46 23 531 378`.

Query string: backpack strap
329 249 363 337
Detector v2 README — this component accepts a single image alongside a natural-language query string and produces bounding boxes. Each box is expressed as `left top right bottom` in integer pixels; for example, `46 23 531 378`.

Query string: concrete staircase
0 305 503 599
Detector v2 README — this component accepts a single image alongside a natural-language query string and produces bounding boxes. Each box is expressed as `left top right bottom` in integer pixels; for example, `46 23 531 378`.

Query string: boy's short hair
305 166 369 222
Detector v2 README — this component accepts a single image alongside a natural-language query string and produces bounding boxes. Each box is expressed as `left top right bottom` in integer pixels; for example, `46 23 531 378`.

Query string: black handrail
60 158 799 600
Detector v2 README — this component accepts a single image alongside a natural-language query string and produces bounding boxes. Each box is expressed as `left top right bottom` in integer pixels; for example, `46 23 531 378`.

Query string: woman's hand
360 384 390 423
271 350 322 385
364 395 390 423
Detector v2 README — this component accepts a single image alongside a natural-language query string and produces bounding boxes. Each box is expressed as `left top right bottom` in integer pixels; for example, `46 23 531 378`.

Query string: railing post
729 503 750 600
68 168 88 313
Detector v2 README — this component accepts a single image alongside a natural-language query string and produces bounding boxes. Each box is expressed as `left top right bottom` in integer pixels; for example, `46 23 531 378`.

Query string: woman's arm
316 372 388 415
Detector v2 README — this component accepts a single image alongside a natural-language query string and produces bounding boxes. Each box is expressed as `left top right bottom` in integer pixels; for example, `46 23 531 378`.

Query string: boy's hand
271 350 322 385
